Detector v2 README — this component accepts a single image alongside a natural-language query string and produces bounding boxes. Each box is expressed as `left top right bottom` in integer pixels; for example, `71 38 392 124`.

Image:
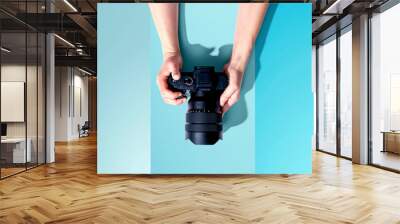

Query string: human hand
156 53 186 105
219 3 267 113
219 63 244 113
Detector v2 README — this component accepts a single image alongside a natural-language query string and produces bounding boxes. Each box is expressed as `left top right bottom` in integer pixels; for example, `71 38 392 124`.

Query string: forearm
148 3 180 58
230 3 268 72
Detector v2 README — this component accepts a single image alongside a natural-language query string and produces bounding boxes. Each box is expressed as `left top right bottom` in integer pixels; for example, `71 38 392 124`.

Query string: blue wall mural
98 3 313 174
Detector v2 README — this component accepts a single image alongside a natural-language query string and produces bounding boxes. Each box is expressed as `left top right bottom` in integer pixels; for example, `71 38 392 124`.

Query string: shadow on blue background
179 5 232 72
179 5 277 133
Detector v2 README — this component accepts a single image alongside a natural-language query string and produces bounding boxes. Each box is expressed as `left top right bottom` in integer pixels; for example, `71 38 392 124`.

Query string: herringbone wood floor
1 135 400 224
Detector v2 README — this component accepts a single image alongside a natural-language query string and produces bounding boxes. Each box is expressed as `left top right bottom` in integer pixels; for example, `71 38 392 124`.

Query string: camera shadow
179 5 232 72
179 4 277 133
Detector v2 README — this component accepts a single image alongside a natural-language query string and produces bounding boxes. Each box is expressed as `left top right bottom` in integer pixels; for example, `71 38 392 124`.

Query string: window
370 3 400 171
0 1 47 179
339 27 352 158
317 35 337 154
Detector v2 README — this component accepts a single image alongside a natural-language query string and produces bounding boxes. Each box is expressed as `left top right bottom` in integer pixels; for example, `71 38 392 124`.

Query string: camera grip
167 72 194 92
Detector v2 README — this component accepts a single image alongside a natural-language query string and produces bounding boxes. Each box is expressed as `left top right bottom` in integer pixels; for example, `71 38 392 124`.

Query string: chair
79 121 90 138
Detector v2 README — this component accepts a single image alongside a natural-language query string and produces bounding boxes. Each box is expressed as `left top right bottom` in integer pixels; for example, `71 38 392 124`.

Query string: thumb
170 64 181 80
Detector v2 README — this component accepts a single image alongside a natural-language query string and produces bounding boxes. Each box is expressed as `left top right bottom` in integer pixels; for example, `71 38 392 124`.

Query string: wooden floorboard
1 134 400 224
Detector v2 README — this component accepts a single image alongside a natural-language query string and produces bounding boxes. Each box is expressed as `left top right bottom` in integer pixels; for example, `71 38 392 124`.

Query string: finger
164 98 179 105
161 88 181 100
222 103 231 114
228 91 240 106
220 85 238 106
168 62 181 80
176 98 186 105
157 76 182 99
222 92 240 113
164 97 186 105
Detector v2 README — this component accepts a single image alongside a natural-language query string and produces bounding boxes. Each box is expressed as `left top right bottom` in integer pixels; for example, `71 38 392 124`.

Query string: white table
1 138 31 163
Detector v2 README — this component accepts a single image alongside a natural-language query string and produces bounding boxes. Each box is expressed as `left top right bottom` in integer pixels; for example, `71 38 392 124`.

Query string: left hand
156 53 185 105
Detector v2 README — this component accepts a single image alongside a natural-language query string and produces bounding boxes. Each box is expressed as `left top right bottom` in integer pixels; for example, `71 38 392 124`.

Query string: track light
1 47 11 53
322 0 354 15
63 0 78 12
78 67 93 76
54 34 75 48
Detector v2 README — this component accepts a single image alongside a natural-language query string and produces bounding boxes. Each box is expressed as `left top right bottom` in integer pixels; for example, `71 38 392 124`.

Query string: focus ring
186 112 222 124
186 124 222 132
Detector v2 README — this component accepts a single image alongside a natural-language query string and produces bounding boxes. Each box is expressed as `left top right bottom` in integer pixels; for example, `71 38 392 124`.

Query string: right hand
156 53 186 105
220 63 244 113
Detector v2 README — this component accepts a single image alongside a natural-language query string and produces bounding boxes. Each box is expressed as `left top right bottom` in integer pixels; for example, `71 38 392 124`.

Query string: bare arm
220 3 268 112
149 3 184 105
148 3 180 57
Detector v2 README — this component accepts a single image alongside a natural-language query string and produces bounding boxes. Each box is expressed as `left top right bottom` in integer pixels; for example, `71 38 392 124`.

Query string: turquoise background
97 4 151 174
255 4 313 173
98 3 312 174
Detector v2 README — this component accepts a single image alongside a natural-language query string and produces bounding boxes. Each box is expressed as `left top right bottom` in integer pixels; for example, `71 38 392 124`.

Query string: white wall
71 73 89 138
1 65 26 131
1 65 41 138
55 67 89 141
55 66 70 141
1 82 25 122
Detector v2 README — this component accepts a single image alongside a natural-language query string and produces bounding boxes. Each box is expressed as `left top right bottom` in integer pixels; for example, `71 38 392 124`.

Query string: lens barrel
185 94 223 145
185 112 222 145
168 66 228 145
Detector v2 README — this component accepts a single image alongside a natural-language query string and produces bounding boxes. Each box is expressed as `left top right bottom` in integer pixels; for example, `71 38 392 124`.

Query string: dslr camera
168 66 228 145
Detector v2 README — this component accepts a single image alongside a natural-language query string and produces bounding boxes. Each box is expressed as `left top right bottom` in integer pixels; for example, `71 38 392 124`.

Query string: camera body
168 66 228 145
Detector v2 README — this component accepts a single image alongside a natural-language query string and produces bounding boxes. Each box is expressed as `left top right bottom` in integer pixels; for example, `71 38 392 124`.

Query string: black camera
168 66 228 145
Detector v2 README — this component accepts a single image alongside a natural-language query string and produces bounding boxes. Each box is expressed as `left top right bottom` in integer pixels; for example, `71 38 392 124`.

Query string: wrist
163 51 181 61
230 44 253 73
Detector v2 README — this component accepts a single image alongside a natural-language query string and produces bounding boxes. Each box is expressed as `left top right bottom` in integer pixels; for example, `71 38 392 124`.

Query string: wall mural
98 3 313 174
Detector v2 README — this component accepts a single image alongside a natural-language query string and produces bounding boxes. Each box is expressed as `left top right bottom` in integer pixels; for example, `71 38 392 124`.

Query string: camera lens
167 66 228 145
185 93 223 145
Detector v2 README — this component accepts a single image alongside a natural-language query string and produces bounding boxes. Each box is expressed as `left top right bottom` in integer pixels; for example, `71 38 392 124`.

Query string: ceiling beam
67 13 97 41
55 55 96 71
